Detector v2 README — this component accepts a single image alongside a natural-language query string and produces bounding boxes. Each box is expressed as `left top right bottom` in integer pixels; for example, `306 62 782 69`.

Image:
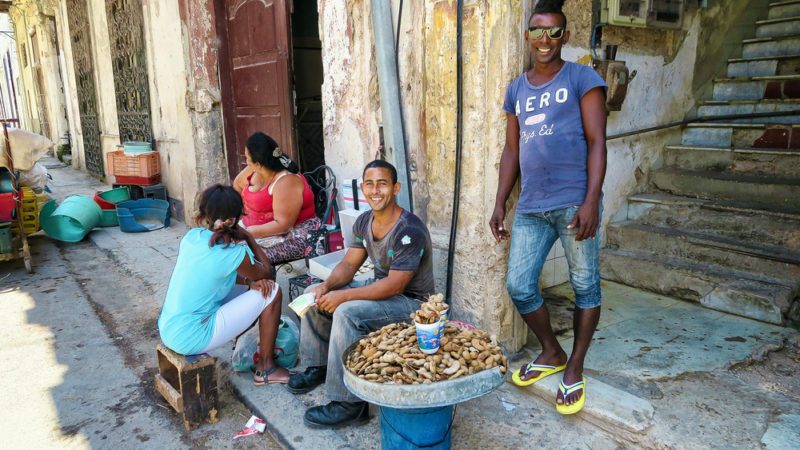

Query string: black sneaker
303 401 369 428
287 366 327 394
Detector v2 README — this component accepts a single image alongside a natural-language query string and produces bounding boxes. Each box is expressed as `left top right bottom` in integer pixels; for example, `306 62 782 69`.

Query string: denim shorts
506 204 602 314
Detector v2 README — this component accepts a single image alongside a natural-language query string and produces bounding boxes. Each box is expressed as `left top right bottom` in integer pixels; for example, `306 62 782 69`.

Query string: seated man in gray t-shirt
290 160 435 429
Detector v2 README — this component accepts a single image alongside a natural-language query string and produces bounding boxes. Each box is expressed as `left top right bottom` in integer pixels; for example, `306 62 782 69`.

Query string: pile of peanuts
410 294 448 324
345 322 507 384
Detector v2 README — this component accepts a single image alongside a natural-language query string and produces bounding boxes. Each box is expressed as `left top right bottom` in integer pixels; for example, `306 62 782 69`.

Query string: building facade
9 0 784 351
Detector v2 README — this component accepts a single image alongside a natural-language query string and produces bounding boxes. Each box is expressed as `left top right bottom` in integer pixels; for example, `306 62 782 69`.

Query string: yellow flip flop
556 377 586 415
511 362 567 386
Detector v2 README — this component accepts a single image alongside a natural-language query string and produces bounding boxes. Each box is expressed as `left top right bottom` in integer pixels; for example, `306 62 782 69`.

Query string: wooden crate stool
155 344 219 430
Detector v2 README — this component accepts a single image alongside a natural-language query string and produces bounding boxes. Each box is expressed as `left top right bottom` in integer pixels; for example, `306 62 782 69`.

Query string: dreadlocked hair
195 184 249 248
531 0 567 29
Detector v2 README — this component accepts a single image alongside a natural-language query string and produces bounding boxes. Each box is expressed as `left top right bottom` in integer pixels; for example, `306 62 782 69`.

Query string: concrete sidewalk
38 161 800 448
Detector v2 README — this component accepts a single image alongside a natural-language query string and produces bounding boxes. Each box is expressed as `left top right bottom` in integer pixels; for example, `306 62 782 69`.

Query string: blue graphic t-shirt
502 62 607 213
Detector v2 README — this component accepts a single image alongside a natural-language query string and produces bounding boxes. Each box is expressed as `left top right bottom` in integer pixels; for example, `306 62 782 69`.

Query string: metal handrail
608 109 800 140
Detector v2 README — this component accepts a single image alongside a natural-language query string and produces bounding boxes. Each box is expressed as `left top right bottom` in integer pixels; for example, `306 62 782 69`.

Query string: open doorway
290 0 324 172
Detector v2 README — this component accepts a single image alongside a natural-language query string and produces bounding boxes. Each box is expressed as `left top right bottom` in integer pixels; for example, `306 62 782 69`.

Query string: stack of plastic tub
108 141 168 202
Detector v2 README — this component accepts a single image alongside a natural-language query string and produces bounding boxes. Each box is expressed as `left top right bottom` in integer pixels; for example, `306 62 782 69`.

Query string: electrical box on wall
602 0 684 29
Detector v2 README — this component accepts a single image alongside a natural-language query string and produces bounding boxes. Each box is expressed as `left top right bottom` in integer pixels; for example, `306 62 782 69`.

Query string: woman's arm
237 225 272 267
235 247 275 281
245 174 305 238
233 166 254 194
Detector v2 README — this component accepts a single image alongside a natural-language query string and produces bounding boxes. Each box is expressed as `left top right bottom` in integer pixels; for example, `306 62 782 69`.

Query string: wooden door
216 0 295 181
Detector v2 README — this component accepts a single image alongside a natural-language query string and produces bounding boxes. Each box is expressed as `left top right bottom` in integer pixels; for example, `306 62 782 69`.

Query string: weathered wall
318 0 382 186
425 0 531 351
0 14 24 124
86 0 121 173
54 0 85 170
141 0 202 222
8 1 68 143
178 0 229 223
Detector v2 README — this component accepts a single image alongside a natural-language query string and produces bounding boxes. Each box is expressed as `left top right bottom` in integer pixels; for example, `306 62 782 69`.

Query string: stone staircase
601 0 800 325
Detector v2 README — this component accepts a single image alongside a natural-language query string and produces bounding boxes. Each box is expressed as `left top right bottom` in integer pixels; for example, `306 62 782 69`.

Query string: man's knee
331 302 368 333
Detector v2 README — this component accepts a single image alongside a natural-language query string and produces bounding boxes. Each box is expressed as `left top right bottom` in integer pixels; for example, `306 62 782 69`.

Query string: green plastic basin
40 196 102 242
98 209 119 227
97 187 130 204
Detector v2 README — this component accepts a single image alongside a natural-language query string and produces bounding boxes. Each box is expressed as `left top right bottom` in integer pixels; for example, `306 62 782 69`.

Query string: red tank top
241 172 317 227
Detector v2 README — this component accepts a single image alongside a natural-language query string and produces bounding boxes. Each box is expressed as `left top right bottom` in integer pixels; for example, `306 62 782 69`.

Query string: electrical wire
445 0 463 304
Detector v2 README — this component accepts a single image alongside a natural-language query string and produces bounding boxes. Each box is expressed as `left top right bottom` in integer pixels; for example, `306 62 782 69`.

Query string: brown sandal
253 366 289 385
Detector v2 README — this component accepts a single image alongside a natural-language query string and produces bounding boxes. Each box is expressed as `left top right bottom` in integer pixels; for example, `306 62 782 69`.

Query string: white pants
200 284 278 353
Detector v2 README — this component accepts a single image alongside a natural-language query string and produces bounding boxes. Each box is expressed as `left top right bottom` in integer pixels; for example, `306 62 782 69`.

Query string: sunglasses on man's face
528 26 565 40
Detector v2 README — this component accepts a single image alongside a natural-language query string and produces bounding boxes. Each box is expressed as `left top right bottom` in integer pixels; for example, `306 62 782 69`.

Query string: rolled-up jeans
506 204 603 314
299 280 422 402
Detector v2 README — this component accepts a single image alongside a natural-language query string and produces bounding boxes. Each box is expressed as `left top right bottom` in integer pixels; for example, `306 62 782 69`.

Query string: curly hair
530 0 567 29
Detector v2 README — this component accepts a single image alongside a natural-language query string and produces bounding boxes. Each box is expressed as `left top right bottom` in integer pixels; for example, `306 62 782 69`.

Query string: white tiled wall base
539 240 568 288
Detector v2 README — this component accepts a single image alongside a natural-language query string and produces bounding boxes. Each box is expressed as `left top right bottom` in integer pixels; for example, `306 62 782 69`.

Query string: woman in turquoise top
158 184 289 384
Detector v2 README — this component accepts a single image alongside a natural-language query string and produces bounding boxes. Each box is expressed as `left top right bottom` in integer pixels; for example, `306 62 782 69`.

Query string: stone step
697 99 800 124
663 145 800 177
742 35 800 58
727 53 800 77
607 221 800 286
599 248 793 324
513 373 655 445
769 0 800 20
626 191 800 223
682 123 800 149
712 75 800 101
650 168 800 213
756 16 800 38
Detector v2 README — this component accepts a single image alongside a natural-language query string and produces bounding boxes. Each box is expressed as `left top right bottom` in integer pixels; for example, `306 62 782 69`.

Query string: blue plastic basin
122 141 152 153
116 199 170 232
380 406 453 449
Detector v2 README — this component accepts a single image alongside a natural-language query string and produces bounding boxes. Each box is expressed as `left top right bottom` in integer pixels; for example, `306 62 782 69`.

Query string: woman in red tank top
233 132 319 265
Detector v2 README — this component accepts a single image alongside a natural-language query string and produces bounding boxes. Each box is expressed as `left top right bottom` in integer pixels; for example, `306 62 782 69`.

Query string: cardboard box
309 249 373 281
342 178 371 211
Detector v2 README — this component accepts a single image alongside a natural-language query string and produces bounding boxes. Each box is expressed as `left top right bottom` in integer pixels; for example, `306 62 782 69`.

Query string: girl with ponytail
158 184 290 385
233 132 320 265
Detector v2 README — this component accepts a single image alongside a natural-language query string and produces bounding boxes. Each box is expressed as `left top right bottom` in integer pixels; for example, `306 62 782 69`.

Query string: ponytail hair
245 132 300 173
196 184 249 248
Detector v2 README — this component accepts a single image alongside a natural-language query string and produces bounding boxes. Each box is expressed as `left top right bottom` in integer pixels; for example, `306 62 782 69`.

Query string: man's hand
308 282 330 300
250 279 277 299
490 204 510 242
316 289 350 314
567 200 600 241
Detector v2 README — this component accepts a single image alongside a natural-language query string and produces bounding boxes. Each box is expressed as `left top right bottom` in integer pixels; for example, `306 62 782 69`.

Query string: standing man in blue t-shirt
490 0 607 415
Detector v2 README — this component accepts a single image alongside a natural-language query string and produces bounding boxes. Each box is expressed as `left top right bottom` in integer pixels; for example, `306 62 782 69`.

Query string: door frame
214 0 296 182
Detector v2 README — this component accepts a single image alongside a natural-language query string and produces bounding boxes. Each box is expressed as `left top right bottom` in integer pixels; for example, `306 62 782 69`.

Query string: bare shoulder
273 172 304 194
